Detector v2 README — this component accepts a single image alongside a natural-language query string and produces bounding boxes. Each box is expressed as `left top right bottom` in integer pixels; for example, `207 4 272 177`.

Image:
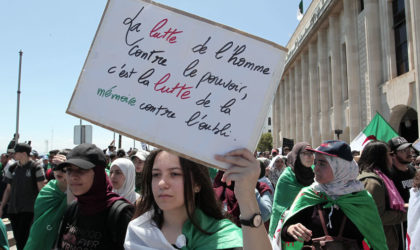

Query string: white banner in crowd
67 0 286 169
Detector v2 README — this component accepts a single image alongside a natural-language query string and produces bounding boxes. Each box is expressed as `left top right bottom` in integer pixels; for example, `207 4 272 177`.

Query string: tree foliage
257 132 273 152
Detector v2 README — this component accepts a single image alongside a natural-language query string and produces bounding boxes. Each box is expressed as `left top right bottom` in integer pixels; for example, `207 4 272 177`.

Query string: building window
268 129 271 133
268 117 271 126
359 0 364 12
341 43 349 100
393 0 409 75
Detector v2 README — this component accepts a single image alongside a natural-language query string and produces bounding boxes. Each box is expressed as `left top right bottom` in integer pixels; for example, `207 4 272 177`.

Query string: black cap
388 136 412 152
307 140 353 161
14 143 32 155
30 150 39 157
59 143 106 169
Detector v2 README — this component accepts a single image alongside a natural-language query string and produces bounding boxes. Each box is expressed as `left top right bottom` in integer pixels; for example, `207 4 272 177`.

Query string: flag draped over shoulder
24 180 67 250
350 112 398 152
281 187 388 250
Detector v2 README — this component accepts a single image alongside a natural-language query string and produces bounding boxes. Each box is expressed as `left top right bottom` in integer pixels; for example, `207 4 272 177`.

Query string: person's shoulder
129 210 155 228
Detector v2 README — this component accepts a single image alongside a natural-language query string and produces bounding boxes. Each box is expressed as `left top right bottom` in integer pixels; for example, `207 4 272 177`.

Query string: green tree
257 132 273 152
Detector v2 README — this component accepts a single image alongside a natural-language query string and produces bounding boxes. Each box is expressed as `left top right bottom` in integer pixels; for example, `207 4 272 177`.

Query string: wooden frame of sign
67 0 287 169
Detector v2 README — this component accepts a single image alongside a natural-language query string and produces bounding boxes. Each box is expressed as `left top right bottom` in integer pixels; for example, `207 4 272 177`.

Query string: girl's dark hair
133 149 224 234
358 141 391 174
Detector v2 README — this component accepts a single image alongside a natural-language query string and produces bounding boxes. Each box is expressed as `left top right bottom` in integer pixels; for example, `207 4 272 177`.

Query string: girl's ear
193 184 201 193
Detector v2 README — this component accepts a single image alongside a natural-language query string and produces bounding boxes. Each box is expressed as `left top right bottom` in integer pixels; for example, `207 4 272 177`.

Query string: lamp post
15 50 23 144
334 129 343 140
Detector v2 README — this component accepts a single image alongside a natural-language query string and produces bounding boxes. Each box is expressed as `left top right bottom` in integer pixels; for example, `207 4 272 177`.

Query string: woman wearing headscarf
358 141 407 250
275 140 387 250
55 144 133 250
269 142 315 237
110 158 139 204
267 155 286 187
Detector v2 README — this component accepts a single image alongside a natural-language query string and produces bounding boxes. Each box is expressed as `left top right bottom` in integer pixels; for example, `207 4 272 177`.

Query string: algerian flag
297 0 304 21
350 112 399 152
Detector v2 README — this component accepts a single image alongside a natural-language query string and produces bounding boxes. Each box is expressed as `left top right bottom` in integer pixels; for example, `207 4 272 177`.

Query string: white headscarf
111 158 139 204
312 155 364 199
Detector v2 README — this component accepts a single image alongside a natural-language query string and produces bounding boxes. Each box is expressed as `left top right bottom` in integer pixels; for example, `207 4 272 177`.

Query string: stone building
272 0 420 148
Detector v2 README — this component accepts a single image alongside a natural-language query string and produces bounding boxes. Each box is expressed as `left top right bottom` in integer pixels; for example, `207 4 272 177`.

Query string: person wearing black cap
387 136 416 250
276 140 387 249
0 143 45 250
55 143 133 250
388 136 416 203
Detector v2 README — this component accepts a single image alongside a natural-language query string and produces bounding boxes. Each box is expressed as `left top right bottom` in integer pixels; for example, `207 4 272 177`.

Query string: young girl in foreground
124 149 243 249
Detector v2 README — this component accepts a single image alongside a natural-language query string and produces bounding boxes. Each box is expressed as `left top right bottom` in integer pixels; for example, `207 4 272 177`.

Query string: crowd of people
0 134 419 250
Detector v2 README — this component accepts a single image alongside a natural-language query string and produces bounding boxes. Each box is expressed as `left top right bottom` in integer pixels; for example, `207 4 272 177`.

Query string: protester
24 151 69 250
110 158 139 204
271 148 279 158
55 144 133 250
267 155 286 187
0 143 45 250
388 136 416 249
124 150 243 249
269 142 314 237
282 146 291 156
388 136 416 203
407 170 420 250
130 149 149 193
358 141 407 250
273 140 387 249
415 155 420 170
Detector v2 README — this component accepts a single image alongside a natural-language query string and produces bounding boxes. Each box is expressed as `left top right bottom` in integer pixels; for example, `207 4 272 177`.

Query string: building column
309 42 321 146
318 28 330 141
280 80 286 146
328 15 343 134
289 67 296 141
295 59 303 142
272 86 279 148
301 51 310 142
410 0 420 136
344 0 362 140
365 0 382 119
284 74 291 139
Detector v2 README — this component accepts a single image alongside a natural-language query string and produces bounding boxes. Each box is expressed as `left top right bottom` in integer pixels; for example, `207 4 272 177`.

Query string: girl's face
314 154 334 184
53 169 67 185
151 151 185 213
110 165 126 190
66 165 95 196
274 158 284 169
299 149 315 167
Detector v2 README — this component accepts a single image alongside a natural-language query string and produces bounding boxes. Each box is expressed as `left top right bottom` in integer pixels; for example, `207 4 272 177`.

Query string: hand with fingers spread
286 223 312 242
52 154 66 165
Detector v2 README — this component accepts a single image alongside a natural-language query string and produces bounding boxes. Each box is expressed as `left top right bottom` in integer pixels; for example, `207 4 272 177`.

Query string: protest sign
67 0 287 169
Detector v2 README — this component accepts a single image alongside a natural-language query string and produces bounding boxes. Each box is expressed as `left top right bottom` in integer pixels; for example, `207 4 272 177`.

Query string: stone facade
273 0 420 148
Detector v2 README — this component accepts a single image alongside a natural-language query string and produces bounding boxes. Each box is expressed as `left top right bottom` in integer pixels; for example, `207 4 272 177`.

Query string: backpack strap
317 205 348 238
317 205 329 236
107 199 133 244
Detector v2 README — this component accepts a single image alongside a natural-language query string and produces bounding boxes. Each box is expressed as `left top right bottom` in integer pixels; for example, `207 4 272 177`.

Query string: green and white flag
297 0 304 21
350 112 399 151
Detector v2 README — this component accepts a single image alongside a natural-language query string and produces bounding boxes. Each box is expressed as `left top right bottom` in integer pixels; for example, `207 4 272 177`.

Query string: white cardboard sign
67 0 286 169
